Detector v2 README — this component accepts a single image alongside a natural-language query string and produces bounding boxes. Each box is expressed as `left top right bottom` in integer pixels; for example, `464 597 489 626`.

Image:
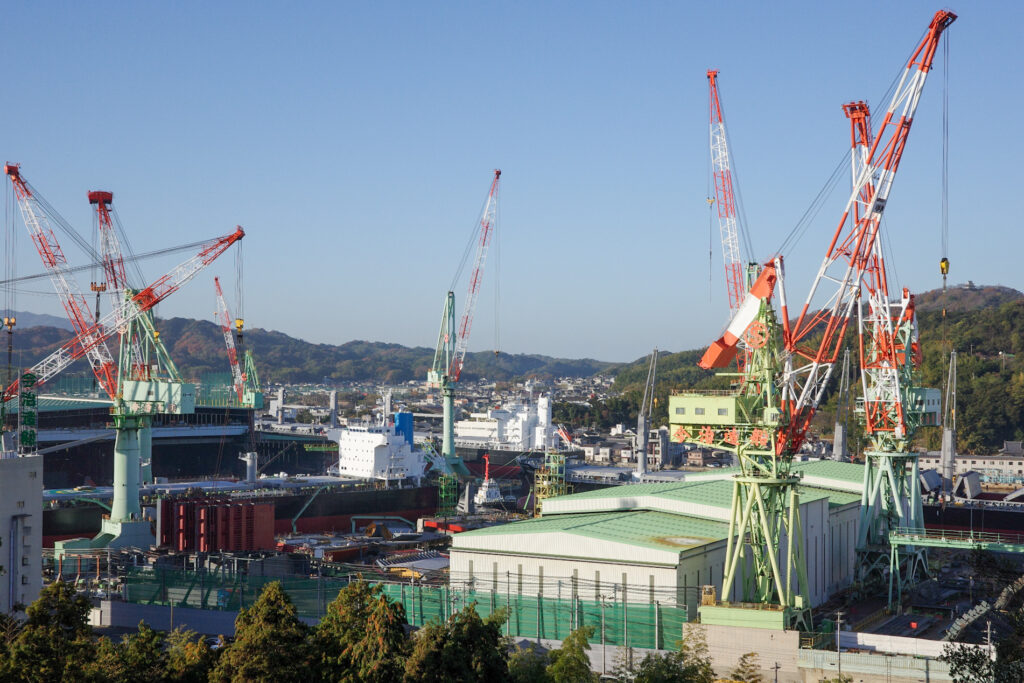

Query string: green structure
854 292 940 605
437 473 458 516
95 295 195 549
668 263 811 631
533 451 571 517
426 291 470 477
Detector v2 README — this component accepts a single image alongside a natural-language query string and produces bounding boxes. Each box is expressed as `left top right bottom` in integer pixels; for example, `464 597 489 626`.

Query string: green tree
508 644 552 683
941 642 993 683
730 651 765 682
631 650 689 683
546 625 597 682
403 604 508 682
1 580 95 682
81 622 168 683
165 627 217 682
210 581 311 683
313 579 409 682
676 625 715 683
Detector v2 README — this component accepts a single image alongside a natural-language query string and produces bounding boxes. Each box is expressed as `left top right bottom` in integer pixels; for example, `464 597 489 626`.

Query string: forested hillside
9 317 620 385
606 286 1024 454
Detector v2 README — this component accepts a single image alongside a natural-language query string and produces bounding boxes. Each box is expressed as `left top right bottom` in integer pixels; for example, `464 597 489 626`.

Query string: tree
631 650 689 683
730 651 765 683
165 627 217 682
81 622 168 683
314 579 409 682
403 603 508 682
941 642 993 683
210 581 311 683
676 625 715 683
508 644 552 683
546 625 597 683
1 580 95 681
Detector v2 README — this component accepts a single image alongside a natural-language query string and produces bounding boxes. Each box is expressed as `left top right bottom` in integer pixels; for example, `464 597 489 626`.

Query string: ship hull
43 484 438 547
922 502 1024 536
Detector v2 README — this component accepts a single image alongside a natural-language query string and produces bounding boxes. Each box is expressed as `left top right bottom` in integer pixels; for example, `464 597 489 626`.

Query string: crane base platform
699 603 808 631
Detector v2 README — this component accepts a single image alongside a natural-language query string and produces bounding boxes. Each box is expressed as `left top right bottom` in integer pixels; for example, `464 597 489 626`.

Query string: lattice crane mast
707 70 747 317
707 71 756 374
89 190 180 388
428 169 500 477
5 164 118 398
1 227 245 404
214 276 245 403
776 9 955 456
673 9 955 630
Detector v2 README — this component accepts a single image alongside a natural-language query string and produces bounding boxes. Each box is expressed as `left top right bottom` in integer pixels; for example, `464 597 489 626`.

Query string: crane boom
707 70 746 315
215 277 245 402
776 9 955 454
5 164 118 398
2 227 244 403
451 169 500 381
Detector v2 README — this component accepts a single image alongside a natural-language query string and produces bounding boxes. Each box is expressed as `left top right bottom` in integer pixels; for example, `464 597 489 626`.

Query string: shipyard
2 4 1023 683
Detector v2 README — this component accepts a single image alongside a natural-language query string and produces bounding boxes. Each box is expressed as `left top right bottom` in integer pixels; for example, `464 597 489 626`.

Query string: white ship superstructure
328 409 426 484
455 394 553 451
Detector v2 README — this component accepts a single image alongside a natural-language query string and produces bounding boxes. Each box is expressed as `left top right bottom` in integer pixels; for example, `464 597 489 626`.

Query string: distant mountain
7 310 74 331
914 284 1022 313
8 316 620 385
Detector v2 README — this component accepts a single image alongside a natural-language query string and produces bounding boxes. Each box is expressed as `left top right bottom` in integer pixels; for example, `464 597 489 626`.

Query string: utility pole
772 661 780 683
836 610 844 682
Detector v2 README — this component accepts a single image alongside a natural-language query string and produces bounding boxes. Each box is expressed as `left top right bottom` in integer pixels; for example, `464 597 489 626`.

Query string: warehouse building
450 460 864 620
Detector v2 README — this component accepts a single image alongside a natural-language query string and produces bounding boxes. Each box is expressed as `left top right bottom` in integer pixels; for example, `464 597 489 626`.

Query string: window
695 408 705 416
718 408 728 416
675 407 686 415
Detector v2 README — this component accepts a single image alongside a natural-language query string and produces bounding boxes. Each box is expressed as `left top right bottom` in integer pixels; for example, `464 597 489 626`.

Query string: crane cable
774 30 926 259
940 29 951 350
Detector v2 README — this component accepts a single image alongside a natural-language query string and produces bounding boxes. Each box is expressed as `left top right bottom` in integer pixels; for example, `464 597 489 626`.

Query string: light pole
600 595 607 675
835 609 844 683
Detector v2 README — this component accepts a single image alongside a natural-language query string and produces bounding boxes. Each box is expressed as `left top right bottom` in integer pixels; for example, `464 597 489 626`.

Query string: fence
121 568 689 650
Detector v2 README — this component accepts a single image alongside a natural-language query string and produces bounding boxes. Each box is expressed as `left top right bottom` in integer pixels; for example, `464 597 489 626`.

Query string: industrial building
450 460 864 619
0 453 43 614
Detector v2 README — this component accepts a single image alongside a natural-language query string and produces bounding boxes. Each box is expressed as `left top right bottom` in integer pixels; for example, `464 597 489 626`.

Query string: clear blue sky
2 1 1021 363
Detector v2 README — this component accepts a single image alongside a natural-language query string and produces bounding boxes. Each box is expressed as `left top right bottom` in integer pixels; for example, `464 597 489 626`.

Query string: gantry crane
5 162 243 548
669 9 954 630
428 169 501 478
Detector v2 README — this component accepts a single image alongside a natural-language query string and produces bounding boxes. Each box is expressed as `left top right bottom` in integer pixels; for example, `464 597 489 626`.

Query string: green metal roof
3 396 113 413
548 478 833 509
791 460 866 486
458 510 729 554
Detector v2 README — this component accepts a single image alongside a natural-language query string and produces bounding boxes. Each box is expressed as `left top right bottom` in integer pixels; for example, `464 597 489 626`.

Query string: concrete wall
449 551 682 606
91 600 318 635
697 623 802 682
0 455 43 614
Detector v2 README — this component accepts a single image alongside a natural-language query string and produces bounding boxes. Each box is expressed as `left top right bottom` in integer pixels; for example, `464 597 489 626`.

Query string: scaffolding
437 474 458 516
533 452 571 517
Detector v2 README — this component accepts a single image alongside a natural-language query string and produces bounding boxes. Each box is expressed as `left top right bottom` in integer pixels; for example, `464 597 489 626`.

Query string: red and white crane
5 164 118 398
775 9 956 455
0 226 245 403
707 70 747 317
451 168 501 382
429 169 501 476
214 276 245 403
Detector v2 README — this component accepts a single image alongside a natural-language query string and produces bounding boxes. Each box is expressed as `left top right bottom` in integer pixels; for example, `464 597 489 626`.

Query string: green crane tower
426 170 501 479
670 262 812 631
